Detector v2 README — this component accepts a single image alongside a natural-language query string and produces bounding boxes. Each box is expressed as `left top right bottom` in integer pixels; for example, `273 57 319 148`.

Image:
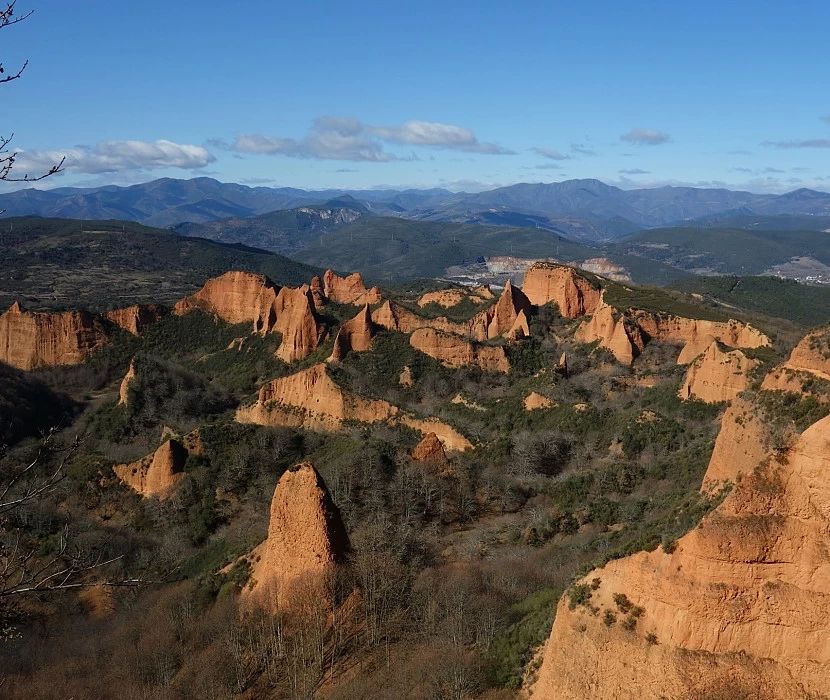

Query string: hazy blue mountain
2 176 830 232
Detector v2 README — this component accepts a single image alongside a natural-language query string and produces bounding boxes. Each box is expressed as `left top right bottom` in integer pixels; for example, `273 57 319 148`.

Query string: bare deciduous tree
1 2 64 184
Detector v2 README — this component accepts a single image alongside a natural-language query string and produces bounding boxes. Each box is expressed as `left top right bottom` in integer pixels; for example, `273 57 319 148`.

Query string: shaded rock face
0 302 106 370
104 304 162 335
524 392 554 411
371 300 468 336
113 437 196 499
236 363 399 432
411 432 453 477
522 263 602 318
322 269 381 306
327 305 375 363
118 358 137 406
635 313 771 365
244 463 350 612
173 271 279 333
575 301 645 365
679 341 760 403
272 286 326 363
409 327 509 373
532 408 830 699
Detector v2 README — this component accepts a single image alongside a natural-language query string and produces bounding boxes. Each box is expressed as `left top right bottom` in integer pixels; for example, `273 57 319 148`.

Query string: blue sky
3 0 830 193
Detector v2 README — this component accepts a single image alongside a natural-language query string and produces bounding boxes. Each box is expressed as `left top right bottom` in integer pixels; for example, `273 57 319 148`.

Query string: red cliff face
0 302 106 370
531 402 830 699
322 269 382 306
113 437 200 499
409 327 510 373
327 305 375 362
104 304 162 335
272 286 326 363
522 263 602 318
471 280 533 340
574 300 645 365
411 432 453 478
243 463 350 613
679 341 761 403
174 271 280 333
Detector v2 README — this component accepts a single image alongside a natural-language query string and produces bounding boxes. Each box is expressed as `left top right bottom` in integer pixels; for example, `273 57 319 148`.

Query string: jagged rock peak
244 463 350 611
522 263 602 318
679 341 760 403
322 269 382 306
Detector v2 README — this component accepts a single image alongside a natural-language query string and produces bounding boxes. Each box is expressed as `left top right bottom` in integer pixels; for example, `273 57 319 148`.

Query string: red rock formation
411 432 453 477
0 302 106 370
702 396 768 489
113 438 192 499
679 341 760 403
522 263 602 317
118 358 136 406
173 271 279 333
272 286 326 363
475 280 533 340
417 287 491 309
399 366 414 387
309 275 327 310
575 301 645 365
236 363 399 431
327 305 375 362
243 463 350 612
506 309 530 339
473 284 495 300
634 313 771 365
410 327 510 373
371 300 467 336
532 409 830 699
399 416 473 452
322 269 382 306
761 327 830 397
104 304 162 335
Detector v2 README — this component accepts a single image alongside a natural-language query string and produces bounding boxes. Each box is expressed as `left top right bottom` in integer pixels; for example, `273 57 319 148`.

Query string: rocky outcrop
322 269 381 306
399 366 414 387
524 392 554 411
118 358 137 406
104 304 162 335
417 287 491 309
309 275 327 310
272 286 326 363
410 327 510 373
532 410 830 699
702 396 769 489
411 432 453 477
399 416 473 452
522 263 602 317
0 302 106 370
473 280 532 340
236 363 398 431
328 305 375 362
575 301 645 365
371 300 467 336
113 436 201 499
173 271 279 332
634 313 771 365
506 309 530 340
679 341 760 403
243 463 350 612
761 327 830 397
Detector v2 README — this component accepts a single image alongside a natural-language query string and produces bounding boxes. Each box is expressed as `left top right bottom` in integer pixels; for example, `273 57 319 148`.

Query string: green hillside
0 217 322 312
670 275 830 327
291 216 686 283
615 226 830 275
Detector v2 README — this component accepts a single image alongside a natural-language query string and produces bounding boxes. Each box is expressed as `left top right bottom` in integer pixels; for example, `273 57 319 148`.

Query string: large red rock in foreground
243 463 350 612
0 302 106 370
522 263 602 317
531 407 830 699
679 341 760 403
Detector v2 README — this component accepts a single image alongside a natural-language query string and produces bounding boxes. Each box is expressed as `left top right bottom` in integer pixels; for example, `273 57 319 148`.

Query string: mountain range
3 177 830 240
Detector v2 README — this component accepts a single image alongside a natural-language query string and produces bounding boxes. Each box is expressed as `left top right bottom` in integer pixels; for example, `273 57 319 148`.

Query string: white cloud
618 168 650 175
532 147 572 161
15 139 215 175
227 117 513 161
620 128 671 146
763 139 830 149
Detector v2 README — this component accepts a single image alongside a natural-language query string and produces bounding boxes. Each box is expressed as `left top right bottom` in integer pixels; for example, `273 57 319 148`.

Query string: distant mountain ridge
2 177 830 235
